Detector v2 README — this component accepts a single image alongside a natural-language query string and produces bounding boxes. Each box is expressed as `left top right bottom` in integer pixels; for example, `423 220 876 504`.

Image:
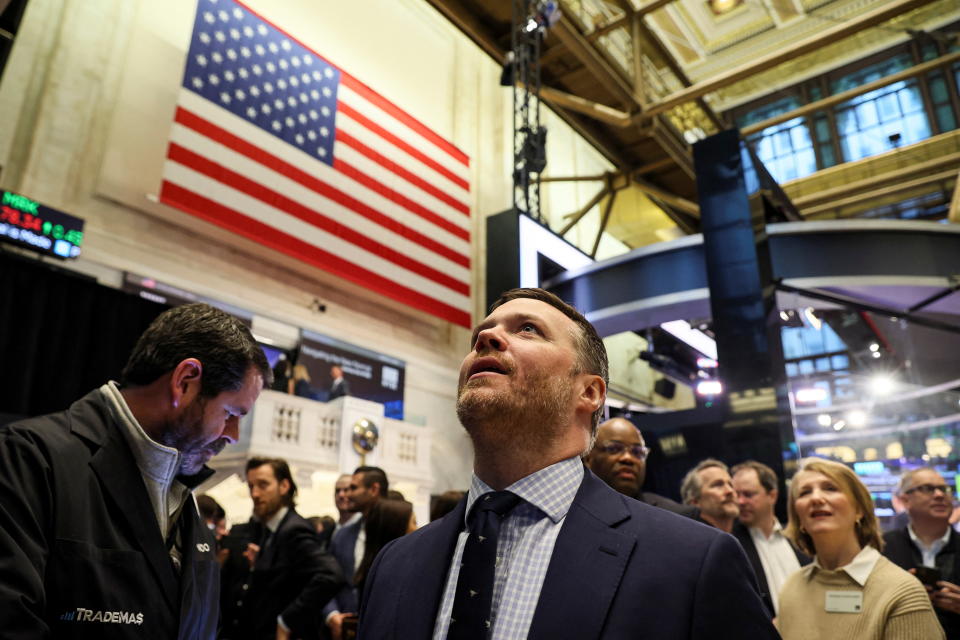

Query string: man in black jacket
883 467 960 637
730 460 810 617
584 417 699 519
0 303 272 639
220 457 343 640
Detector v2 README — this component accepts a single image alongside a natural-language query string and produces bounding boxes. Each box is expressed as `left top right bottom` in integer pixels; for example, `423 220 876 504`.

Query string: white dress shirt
748 520 802 614
907 523 951 568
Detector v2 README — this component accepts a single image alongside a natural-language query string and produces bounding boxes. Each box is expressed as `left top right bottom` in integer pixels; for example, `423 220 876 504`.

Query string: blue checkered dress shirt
432 456 584 640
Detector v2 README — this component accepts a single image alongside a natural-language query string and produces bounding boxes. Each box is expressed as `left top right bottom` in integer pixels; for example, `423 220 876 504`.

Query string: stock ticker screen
0 189 84 259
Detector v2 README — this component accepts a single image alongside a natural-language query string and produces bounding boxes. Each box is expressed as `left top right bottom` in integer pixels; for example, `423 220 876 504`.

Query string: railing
217 389 432 485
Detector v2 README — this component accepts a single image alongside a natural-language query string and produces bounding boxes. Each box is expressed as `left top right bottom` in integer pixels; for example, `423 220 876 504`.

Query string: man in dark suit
328 365 350 400
883 467 960 637
220 458 343 640
730 460 810 617
358 288 776 639
323 466 388 640
585 417 699 519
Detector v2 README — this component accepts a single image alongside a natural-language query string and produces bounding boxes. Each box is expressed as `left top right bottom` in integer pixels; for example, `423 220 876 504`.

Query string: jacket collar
393 468 635 639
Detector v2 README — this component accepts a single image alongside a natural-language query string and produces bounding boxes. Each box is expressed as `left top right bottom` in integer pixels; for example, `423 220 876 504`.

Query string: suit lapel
395 499 467 639
89 429 180 610
528 472 635 640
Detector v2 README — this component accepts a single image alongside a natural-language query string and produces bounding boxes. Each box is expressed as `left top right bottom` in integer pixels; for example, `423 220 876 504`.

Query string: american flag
160 0 472 327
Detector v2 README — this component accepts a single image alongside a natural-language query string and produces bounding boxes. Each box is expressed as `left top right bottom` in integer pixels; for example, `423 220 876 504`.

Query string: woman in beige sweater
777 458 943 640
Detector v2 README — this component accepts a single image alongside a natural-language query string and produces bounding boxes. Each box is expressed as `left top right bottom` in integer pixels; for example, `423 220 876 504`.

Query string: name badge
825 590 863 613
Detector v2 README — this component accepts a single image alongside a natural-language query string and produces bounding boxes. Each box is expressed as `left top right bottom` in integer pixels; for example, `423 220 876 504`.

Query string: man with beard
357 288 776 639
883 467 960 637
585 417 698 518
0 303 271 639
220 458 343 640
681 459 740 533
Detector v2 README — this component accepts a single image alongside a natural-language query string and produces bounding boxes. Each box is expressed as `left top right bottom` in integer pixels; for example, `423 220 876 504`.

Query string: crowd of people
1 291 958 639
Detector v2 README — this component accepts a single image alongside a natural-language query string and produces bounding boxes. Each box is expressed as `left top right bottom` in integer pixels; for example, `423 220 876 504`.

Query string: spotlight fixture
696 380 723 396
847 410 867 427
817 413 832 427
870 375 894 395
869 342 880 353
795 387 828 404
833 420 846 431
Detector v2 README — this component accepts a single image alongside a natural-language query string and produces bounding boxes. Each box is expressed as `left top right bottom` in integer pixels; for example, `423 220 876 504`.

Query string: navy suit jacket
358 470 778 639
322 516 362 619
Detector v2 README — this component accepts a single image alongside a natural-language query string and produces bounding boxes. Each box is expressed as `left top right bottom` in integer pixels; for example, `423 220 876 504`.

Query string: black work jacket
884 526 960 639
0 389 219 639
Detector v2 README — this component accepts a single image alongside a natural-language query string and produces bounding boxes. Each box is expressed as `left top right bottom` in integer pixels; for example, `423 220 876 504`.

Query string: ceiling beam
552 15 641 108
800 169 957 217
742 51 960 136
641 0 934 118
949 171 960 223
633 178 699 216
791 151 960 208
538 85 634 126
423 0 505 63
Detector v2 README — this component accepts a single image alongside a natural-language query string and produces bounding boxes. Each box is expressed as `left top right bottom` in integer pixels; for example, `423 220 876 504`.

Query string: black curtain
0 250 168 420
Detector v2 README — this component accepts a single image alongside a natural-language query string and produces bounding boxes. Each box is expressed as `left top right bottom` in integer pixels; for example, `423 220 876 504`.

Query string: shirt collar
749 519 784 540
101 382 181 488
907 523 952 549
465 456 584 525
262 506 289 533
805 545 881 586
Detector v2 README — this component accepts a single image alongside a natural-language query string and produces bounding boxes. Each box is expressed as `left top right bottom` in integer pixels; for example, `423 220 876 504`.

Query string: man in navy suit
358 288 777 639
323 466 388 639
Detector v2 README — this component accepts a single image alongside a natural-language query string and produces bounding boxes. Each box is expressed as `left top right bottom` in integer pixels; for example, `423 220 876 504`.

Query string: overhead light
817 413 832 427
795 387 828 403
847 410 867 427
833 420 846 431
696 380 723 396
870 375 894 395
872 351 882 359
779 311 790 322
869 342 880 353
661 320 718 360
697 357 718 369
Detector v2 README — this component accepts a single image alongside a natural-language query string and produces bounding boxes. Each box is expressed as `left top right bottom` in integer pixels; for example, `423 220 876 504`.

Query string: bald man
585 418 699 519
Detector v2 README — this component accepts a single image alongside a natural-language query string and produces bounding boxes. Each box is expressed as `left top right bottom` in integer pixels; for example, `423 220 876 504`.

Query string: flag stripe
159 180 471 327
332 135 468 228
168 123 470 272
178 92 470 238
174 99 470 246
337 101 469 193
162 161 469 309
167 141 469 295
336 129 469 216
339 86 470 184
339 73 470 168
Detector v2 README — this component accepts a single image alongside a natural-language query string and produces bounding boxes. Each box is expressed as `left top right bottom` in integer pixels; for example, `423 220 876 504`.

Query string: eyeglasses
904 483 953 496
597 441 650 460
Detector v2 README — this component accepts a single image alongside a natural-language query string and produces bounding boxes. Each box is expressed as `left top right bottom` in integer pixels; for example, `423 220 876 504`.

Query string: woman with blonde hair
777 458 943 639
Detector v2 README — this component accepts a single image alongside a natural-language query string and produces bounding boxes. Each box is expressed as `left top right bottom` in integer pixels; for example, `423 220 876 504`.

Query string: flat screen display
0 190 84 259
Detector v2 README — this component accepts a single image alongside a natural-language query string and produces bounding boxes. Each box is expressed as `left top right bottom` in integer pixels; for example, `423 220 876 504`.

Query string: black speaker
654 378 676 399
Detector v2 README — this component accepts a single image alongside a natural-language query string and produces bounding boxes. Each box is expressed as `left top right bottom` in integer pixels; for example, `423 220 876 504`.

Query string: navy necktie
448 491 522 639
